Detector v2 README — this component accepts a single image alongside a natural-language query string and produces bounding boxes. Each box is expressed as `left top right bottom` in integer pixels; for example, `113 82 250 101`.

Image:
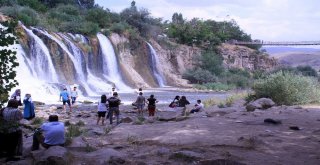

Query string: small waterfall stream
97 33 131 91
146 42 166 87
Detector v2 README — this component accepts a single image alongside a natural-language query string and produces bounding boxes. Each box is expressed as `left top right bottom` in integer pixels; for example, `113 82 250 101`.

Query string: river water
87 87 231 105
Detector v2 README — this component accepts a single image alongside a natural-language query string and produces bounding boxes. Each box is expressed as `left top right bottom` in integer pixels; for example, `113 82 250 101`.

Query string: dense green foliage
270 65 318 78
253 71 320 105
194 82 236 91
166 16 252 50
0 0 258 93
183 50 252 90
0 21 19 108
0 0 254 42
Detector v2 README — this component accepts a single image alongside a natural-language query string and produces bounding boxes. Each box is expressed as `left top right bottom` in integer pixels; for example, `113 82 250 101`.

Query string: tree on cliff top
0 21 19 108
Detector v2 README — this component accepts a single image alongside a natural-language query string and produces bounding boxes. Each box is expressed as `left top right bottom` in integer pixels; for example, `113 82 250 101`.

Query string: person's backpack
108 97 119 107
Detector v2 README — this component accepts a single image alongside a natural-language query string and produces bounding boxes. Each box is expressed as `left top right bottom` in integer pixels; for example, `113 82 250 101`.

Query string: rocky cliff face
109 34 201 87
15 24 277 90
218 43 278 71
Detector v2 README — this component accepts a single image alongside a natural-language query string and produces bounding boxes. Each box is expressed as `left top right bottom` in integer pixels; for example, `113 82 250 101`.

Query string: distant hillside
263 46 320 55
273 52 320 70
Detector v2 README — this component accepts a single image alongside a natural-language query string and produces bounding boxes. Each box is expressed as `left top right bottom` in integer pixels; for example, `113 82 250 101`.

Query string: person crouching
31 115 65 150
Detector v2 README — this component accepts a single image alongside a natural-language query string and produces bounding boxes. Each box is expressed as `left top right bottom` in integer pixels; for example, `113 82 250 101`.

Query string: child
97 95 108 125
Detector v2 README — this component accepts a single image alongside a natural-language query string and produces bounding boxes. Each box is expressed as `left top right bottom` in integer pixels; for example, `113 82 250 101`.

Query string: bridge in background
232 40 320 46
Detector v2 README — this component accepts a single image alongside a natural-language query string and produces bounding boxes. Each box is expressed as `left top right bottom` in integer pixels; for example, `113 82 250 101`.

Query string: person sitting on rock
169 95 180 108
190 100 204 113
32 115 65 150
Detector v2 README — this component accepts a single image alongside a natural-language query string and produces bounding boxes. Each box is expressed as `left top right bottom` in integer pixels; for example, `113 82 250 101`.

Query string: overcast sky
95 0 320 42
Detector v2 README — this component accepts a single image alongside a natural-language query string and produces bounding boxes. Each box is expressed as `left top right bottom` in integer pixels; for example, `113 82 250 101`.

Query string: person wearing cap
107 92 121 125
70 86 78 105
59 88 72 112
31 115 65 150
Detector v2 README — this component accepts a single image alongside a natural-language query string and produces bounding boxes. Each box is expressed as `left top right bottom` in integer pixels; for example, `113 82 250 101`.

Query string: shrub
296 65 318 77
225 96 234 107
0 6 39 26
78 21 99 35
110 22 130 34
194 82 236 91
85 7 110 28
198 51 224 76
253 71 320 105
65 124 82 138
182 68 217 84
31 117 44 125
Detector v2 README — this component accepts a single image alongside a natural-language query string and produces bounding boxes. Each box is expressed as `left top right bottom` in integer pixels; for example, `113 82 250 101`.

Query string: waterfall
21 24 58 82
32 28 98 95
11 44 61 103
146 42 166 87
97 33 132 91
59 33 112 93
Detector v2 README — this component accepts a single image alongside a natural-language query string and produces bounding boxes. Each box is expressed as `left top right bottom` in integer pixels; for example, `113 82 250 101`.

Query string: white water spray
97 33 132 91
146 42 166 87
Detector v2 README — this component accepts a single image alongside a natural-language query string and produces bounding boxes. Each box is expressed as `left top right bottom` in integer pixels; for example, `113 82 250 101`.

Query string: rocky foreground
2 100 320 165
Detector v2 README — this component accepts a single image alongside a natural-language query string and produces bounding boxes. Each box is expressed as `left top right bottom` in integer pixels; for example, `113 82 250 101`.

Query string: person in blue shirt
59 88 72 112
31 115 65 150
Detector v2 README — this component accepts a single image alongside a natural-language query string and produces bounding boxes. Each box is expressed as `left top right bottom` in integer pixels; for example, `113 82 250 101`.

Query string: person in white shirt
97 95 108 125
190 100 204 113
70 86 78 105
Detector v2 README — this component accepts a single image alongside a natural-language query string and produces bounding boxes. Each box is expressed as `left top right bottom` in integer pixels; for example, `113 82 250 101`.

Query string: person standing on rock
59 88 72 112
107 92 121 125
23 94 35 120
70 86 78 105
31 115 65 150
135 92 146 117
178 96 190 116
147 94 158 117
97 95 108 125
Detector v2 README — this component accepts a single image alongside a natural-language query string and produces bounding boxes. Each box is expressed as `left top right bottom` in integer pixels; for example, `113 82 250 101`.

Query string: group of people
96 87 158 125
59 86 79 112
0 99 64 162
170 95 204 115
9 89 35 120
0 87 205 162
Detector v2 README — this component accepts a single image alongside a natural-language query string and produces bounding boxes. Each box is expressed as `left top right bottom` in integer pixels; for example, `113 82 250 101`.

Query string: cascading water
59 33 112 93
146 42 166 87
21 24 58 82
97 33 132 91
32 28 97 95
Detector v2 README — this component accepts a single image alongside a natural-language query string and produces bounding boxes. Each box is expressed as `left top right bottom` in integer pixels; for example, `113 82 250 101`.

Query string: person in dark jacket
107 92 121 125
178 96 190 116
